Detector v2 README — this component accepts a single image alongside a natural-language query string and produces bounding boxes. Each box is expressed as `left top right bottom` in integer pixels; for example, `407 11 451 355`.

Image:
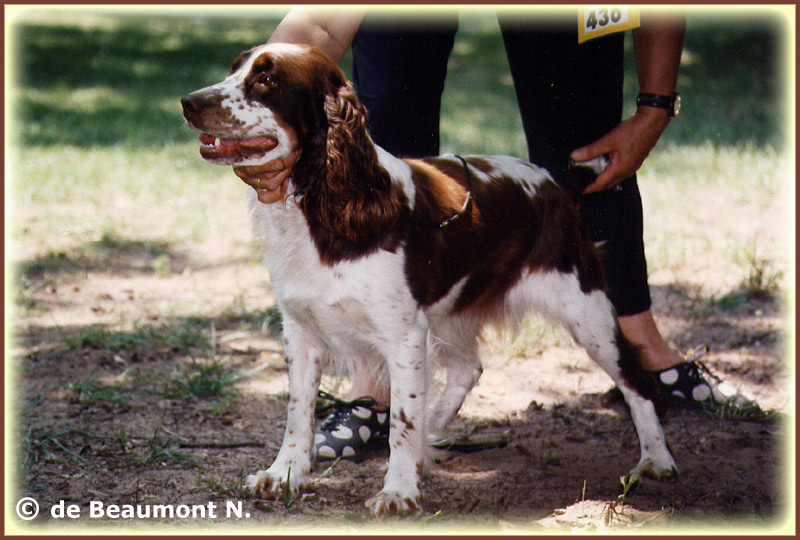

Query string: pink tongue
198 134 278 160
238 137 277 151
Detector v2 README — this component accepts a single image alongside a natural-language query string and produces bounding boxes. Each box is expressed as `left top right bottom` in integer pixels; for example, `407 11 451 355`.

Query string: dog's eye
257 73 273 86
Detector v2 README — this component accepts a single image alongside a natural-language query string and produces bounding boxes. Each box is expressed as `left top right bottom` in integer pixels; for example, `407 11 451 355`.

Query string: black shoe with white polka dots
314 393 389 462
654 361 717 408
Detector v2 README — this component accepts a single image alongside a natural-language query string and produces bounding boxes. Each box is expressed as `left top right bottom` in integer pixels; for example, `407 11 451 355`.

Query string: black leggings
351 14 651 316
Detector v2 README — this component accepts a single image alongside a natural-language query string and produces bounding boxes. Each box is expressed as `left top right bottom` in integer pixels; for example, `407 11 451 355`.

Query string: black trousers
352 14 651 316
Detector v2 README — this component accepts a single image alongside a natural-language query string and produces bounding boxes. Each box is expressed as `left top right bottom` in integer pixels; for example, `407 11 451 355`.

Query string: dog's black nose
181 93 203 116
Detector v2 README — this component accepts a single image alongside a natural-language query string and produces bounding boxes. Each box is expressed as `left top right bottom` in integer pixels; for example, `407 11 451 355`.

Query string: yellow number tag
578 5 640 43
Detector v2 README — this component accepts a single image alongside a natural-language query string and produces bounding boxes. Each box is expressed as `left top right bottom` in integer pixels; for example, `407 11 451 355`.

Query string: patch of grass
156 317 209 350
640 144 788 288
262 306 283 334
63 318 209 353
273 391 290 403
702 399 782 422
741 252 783 300
666 279 780 318
65 372 129 405
8 10 284 247
118 427 130 455
20 394 43 418
197 467 247 498
89 232 175 277
15 232 176 289
86 231 171 260
670 286 741 317
13 292 45 314
20 426 88 478
10 11 284 149
17 250 85 280
151 253 172 278
116 365 163 388
283 468 294 509
219 301 284 335
665 16 785 149
319 456 343 480
712 291 750 312
64 327 150 351
166 359 240 402
602 475 638 526
13 250 85 313
139 427 197 467
441 12 527 158
13 250 87 312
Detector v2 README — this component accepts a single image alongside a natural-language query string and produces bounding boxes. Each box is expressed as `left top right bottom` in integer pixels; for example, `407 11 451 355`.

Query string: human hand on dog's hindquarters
570 106 671 194
233 148 301 204
572 18 684 195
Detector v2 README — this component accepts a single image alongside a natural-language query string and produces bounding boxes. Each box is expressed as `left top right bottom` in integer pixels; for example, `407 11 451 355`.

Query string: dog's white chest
251 196 417 355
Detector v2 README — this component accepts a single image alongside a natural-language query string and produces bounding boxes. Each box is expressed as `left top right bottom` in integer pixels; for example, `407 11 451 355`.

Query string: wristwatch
636 92 681 118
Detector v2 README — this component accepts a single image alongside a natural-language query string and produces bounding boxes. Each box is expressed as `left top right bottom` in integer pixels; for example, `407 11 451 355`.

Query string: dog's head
182 43 404 256
181 43 349 167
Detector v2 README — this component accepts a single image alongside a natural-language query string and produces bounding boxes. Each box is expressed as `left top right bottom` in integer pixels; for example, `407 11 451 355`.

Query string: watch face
673 94 681 117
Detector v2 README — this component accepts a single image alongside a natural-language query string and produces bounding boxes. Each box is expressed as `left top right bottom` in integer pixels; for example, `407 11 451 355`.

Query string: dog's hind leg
514 270 677 481
426 317 483 440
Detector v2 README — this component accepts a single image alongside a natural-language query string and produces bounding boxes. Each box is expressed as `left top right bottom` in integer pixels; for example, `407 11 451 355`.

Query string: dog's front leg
246 333 322 501
365 315 428 517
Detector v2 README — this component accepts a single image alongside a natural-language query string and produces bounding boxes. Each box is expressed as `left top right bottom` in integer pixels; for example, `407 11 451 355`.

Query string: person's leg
500 17 755 409
578 175 684 374
496 17 654 319
348 365 390 402
352 15 458 158
619 311 683 371
498 17 624 178
497 17 653 308
497 17 742 408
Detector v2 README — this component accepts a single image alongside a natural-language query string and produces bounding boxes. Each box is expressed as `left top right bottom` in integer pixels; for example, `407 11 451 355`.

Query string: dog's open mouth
198 133 278 162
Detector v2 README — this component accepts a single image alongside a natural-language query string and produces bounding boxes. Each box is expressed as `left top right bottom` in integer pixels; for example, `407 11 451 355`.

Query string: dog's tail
555 155 610 202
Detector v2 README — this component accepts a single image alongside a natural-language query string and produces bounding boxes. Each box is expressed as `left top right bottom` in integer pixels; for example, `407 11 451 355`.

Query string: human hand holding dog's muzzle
233 148 301 204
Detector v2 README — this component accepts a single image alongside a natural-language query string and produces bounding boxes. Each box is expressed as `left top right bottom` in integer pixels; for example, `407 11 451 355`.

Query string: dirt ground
10 228 792 534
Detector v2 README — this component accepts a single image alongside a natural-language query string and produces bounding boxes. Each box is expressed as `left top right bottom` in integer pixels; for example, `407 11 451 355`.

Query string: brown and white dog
181 43 677 516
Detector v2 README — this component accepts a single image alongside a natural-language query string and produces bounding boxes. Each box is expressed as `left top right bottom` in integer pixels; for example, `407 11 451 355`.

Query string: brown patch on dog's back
404 159 476 224
403 157 604 315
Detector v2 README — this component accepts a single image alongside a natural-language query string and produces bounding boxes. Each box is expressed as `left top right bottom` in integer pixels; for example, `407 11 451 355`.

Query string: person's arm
571 15 686 194
633 17 685 97
268 6 364 63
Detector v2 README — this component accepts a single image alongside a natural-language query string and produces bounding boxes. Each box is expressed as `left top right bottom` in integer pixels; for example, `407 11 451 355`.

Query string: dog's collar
403 155 473 229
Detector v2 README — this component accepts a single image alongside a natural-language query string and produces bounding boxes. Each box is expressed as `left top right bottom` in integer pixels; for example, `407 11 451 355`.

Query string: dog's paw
245 466 308 500
365 490 422 517
629 456 678 482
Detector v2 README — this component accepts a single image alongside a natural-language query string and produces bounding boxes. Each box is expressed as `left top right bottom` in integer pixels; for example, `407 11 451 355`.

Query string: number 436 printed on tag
578 5 640 43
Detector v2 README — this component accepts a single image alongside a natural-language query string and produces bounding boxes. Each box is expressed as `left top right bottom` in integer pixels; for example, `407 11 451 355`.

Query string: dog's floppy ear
298 81 402 245
323 82 371 186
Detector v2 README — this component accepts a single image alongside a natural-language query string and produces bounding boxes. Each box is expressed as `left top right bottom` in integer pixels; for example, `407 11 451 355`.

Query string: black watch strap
636 92 680 117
